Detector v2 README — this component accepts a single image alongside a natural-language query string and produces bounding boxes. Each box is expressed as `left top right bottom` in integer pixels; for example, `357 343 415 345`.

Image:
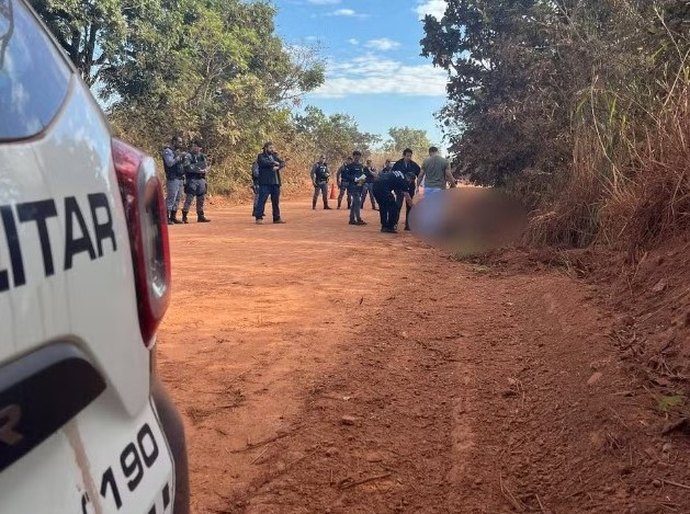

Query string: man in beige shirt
416 147 456 235
418 146 456 196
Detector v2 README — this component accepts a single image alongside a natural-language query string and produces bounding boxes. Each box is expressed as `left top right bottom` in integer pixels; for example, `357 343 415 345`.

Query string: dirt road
158 199 690 513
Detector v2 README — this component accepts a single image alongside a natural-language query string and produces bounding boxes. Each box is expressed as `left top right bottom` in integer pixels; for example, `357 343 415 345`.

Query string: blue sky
273 0 448 147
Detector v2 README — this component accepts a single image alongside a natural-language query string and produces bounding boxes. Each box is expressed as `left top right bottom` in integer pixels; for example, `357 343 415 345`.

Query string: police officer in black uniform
392 148 422 231
343 151 367 226
336 157 353 210
373 169 415 233
162 135 188 225
310 155 332 210
361 159 378 210
255 142 287 224
181 140 211 223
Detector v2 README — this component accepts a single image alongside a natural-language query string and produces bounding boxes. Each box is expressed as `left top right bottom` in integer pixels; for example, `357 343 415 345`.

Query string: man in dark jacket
392 148 421 231
255 142 286 224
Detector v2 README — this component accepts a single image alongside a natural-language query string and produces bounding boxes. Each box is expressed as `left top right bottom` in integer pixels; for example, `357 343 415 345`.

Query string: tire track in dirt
157 199 690 513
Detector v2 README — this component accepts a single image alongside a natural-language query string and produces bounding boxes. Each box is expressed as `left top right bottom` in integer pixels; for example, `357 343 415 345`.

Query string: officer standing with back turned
181 139 211 223
162 135 187 225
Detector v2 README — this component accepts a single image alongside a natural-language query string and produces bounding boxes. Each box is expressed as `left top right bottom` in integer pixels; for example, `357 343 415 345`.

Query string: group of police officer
162 136 452 233
162 136 211 225
310 148 424 233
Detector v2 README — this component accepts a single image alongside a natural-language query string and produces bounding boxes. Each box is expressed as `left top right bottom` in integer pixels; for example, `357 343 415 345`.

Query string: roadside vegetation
422 0 690 255
30 0 385 195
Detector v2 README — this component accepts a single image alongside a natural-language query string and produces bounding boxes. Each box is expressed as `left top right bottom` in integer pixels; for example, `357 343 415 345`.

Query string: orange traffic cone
329 183 337 200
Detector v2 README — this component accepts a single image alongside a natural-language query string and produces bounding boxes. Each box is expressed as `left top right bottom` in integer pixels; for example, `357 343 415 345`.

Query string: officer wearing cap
311 155 332 210
181 140 211 223
162 135 188 225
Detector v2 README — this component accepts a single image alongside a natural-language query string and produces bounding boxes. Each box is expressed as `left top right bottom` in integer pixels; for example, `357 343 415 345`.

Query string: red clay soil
156 199 690 514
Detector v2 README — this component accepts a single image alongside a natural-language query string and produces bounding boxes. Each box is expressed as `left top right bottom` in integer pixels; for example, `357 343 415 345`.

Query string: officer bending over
182 140 211 223
162 135 187 225
311 155 332 210
343 151 367 226
373 169 416 233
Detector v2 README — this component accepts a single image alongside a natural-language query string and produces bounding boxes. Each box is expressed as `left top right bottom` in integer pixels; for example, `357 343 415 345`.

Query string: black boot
170 210 183 224
181 210 189 224
324 203 332 210
197 212 211 223
167 211 174 225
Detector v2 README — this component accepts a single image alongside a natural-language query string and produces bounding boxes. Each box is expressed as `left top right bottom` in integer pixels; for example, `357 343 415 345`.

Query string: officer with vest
311 155 332 210
181 140 211 223
162 135 188 225
336 157 353 210
360 159 378 210
343 151 368 226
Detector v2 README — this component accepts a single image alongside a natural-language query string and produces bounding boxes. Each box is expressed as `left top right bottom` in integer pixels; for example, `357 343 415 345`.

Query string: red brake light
112 138 171 347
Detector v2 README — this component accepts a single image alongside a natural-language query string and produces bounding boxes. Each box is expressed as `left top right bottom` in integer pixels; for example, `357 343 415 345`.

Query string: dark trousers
349 187 362 223
398 187 415 229
374 189 400 230
256 184 281 221
338 183 351 209
313 182 329 208
251 185 259 217
361 183 376 208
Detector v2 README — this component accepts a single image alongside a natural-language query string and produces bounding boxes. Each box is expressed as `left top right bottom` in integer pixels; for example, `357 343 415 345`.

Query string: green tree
385 126 433 159
294 106 381 166
30 0 156 86
32 0 326 195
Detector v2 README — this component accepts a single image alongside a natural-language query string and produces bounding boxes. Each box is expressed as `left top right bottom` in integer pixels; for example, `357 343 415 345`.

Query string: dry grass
526 66 690 257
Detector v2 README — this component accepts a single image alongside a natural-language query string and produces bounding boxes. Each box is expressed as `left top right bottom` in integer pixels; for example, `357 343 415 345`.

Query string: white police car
0 1 189 512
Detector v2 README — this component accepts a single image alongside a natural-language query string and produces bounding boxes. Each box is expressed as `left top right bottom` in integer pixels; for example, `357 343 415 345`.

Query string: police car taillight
112 138 172 348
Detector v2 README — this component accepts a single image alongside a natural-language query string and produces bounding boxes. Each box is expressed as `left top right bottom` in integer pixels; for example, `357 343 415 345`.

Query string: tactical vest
314 164 329 182
163 147 185 179
186 153 207 179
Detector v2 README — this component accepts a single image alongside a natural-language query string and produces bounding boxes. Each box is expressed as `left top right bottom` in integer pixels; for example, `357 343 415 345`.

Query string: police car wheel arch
0 342 105 473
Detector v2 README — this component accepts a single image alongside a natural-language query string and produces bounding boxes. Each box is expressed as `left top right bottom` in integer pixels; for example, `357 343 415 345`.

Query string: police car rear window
0 0 71 140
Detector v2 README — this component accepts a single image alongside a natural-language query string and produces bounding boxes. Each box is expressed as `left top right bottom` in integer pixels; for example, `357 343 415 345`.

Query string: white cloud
307 0 341 4
347 38 359 45
415 0 447 20
312 54 447 98
365 38 401 51
329 8 360 17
